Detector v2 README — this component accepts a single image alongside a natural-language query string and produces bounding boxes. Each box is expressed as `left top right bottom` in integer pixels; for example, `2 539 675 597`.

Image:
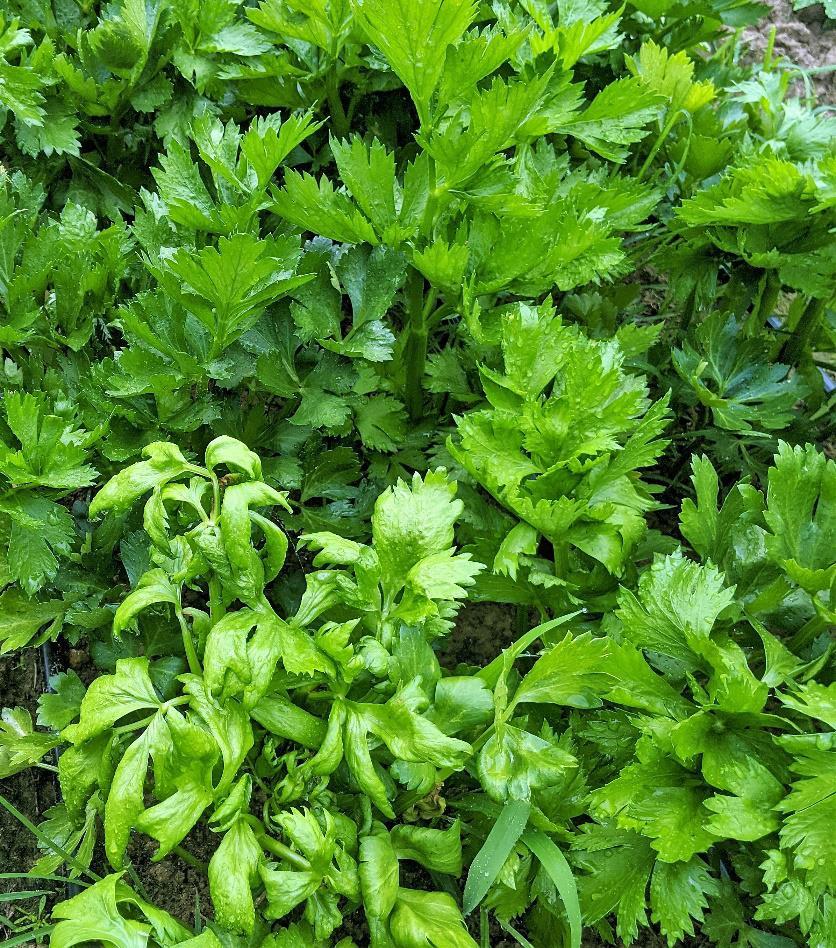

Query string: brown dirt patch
743 2 836 102
441 602 525 670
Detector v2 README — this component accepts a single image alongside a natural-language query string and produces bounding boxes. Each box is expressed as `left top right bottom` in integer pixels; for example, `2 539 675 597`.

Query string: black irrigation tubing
39 641 82 899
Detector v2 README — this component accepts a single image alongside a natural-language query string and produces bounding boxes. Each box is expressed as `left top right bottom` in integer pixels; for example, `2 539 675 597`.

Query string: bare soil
743 1 836 102
130 833 215 928
441 602 523 669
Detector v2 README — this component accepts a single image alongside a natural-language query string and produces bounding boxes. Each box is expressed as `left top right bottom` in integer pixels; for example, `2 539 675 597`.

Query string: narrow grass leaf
522 828 582 948
1 926 55 947
0 890 53 902
462 798 531 914
0 792 101 883
478 611 583 688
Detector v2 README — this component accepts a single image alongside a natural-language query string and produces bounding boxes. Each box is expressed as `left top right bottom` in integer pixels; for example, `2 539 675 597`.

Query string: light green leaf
404 549 483 603
764 442 835 599
616 551 736 671
589 756 719 862
678 155 817 227
627 40 714 113
209 820 264 934
391 821 462 875
0 588 65 652
360 830 400 919
251 693 327 749
0 61 46 126
247 0 353 53
219 481 291 602
389 888 477 948
331 138 398 239
203 607 281 709
113 568 180 636
777 747 836 891
152 140 222 231
372 469 463 595
205 436 262 480
649 857 719 944
50 874 152 948
606 642 693 720
0 393 96 489
89 442 194 518
241 110 324 189
272 171 378 244
574 826 654 943
157 234 311 352
478 724 576 803
513 632 612 709
356 690 472 770
428 677 493 735
104 715 164 868
63 657 161 746
554 77 663 163
779 681 836 728
352 0 478 125
0 707 60 778
183 676 254 796
37 670 86 732
494 522 539 580
261 865 321 920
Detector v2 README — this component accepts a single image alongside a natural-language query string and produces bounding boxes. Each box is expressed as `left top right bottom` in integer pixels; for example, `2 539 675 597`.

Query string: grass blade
0 792 101 883
522 828 581 948
480 905 490 948
462 799 531 915
0 874 84 885
498 918 536 948
1 926 55 947
478 612 582 688
0 890 53 903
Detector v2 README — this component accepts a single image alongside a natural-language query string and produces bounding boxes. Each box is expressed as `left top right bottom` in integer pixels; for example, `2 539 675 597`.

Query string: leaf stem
421 152 439 239
403 269 432 421
112 713 158 736
789 614 828 652
780 296 826 365
208 577 223 627
256 832 310 871
173 844 208 873
553 541 570 578
177 609 202 676
637 108 684 182
325 72 349 138
752 271 781 329
209 472 221 520
112 697 188 736
763 25 777 70
480 906 490 948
